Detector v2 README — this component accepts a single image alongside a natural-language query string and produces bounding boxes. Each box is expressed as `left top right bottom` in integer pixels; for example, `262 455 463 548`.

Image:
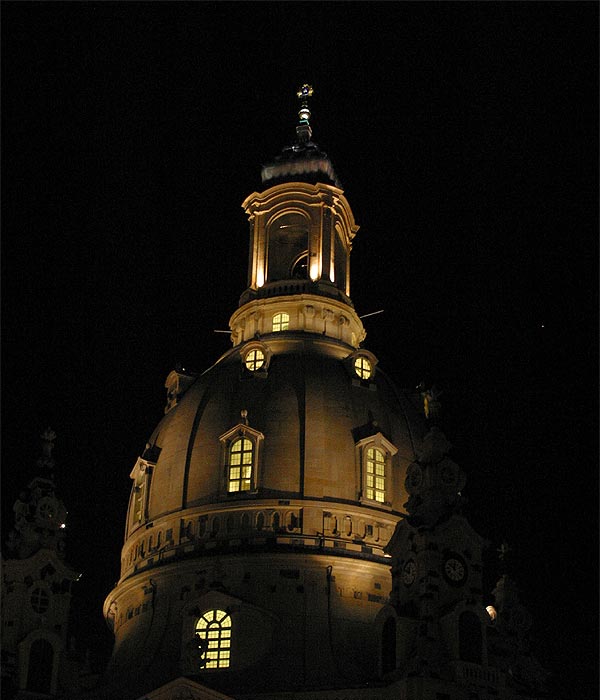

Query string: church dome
127 336 421 553
103 86 426 697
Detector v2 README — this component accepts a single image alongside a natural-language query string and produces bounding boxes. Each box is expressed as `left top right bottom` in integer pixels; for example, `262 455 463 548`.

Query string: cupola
232 85 365 348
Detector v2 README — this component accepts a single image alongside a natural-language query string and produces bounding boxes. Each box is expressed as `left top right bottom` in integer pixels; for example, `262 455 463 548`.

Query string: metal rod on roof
359 310 385 319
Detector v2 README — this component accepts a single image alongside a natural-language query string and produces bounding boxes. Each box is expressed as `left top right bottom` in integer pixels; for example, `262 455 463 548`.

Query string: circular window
244 349 265 371
30 587 50 614
354 356 372 379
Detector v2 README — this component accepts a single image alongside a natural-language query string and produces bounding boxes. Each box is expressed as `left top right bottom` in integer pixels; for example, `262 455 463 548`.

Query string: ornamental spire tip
296 84 314 143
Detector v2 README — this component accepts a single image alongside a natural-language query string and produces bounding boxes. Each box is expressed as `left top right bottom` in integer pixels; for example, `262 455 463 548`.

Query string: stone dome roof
141 337 422 527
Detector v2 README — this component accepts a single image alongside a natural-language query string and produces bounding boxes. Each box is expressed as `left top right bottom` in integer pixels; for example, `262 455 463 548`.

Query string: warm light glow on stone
486 605 497 621
256 266 264 288
310 260 318 281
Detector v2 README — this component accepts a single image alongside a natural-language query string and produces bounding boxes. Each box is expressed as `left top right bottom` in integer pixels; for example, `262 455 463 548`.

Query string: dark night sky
1 2 597 697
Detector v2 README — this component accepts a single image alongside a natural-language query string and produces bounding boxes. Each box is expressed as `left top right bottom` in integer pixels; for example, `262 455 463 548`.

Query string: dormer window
244 348 265 371
272 313 289 332
129 458 155 531
346 349 379 383
220 420 264 496
354 356 372 379
355 432 398 509
240 341 271 373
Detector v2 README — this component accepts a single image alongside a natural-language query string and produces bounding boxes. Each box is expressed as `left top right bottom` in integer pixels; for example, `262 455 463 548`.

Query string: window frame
272 312 290 332
227 436 254 493
30 585 51 615
240 341 271 374
195 609 232 670
354 355 373 379
346 349 379 383
244 348 265 372
219 424 264 497
355 432 397 509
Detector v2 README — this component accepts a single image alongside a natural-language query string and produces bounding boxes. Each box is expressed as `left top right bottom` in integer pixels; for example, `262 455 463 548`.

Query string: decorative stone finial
241 409 248 425
296 84 314 143
417 382 443 421
40 427 56 457
498 540 512 562
37 427 57 473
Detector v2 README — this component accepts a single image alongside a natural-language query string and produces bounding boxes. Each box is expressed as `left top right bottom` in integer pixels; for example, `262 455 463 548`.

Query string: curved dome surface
118 332 424 582
147 338 420 524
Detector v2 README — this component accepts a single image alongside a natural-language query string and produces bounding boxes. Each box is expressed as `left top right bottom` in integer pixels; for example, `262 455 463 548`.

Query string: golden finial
296 84 314 123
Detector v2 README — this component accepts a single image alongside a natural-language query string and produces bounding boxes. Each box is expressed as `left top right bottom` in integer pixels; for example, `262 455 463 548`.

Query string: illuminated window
195 609 232 669
272 313 289 332
244 348 265 371
228 438 254 492
365 448 386 503
30 588 50 614
354 356 372 379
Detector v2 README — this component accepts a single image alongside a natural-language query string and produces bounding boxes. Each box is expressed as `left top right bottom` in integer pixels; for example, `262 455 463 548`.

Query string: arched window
382 616 396 674
27 639 54 693
267 213 309 282
228 437 254 492
195 609 232 669
459 611 483 664
272 313 289 332
366 447 386 503
291 252 309 279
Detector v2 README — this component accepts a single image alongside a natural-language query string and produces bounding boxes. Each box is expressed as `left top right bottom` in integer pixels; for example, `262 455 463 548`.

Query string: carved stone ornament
183 632 208 673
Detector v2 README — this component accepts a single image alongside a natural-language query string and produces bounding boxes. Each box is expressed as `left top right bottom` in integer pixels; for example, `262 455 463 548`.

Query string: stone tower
100 86 425 699
1 429 85 698
385 423 548 698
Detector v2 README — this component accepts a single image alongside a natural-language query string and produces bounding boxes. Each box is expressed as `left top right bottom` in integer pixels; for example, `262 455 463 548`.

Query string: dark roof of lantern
261 139 342 189
260 84 342 189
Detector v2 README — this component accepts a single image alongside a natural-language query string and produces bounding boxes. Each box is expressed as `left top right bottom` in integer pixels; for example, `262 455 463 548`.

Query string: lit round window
30 587 50 614
244 349 265 371
354 356 372 379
